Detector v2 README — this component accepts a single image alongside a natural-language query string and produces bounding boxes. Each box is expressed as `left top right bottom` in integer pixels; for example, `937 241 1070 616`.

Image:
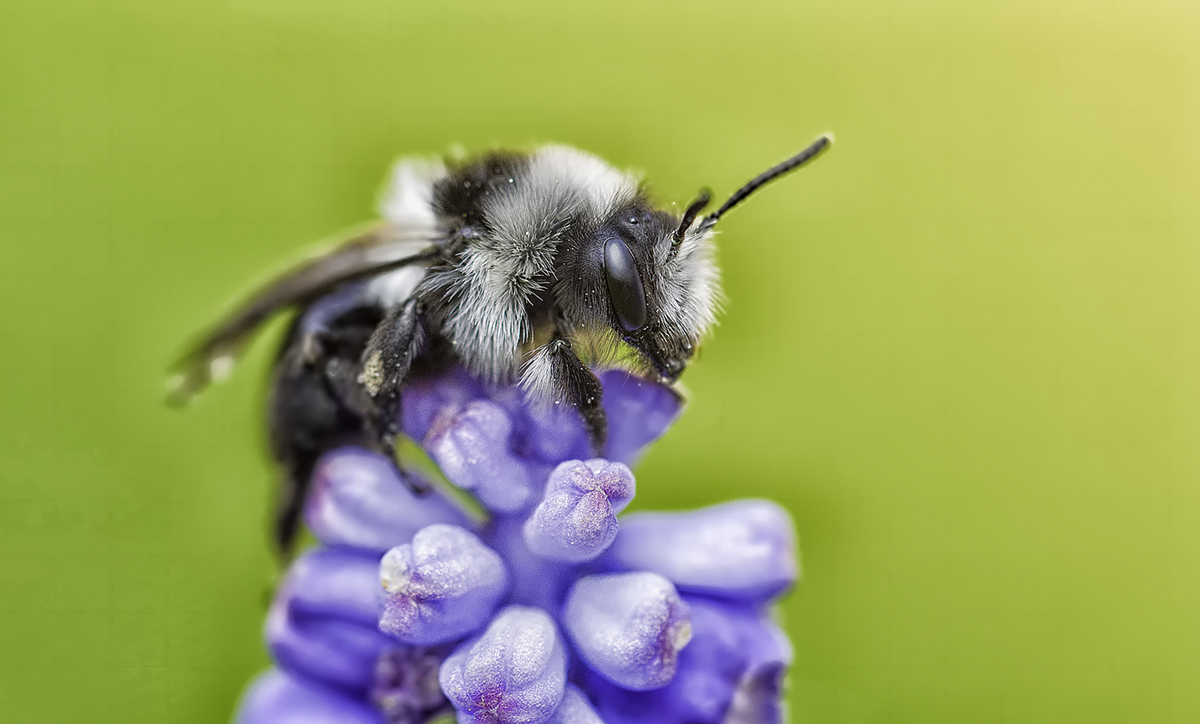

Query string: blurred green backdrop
2 0 1197 722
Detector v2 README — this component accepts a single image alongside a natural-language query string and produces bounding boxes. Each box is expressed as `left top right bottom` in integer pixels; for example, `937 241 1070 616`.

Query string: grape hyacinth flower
234 365 799 724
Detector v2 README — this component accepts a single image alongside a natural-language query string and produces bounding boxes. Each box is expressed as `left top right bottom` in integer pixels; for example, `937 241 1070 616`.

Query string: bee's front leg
358 297 424 457
530 337 608 455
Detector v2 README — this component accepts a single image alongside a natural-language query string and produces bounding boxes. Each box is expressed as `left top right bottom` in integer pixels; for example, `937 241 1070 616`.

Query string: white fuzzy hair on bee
168 134 833 557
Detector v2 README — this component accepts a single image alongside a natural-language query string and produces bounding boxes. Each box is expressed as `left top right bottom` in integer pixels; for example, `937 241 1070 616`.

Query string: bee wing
166 224 446 405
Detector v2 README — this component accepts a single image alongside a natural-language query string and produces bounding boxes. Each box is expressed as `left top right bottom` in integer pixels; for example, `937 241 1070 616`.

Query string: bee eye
603 237 647 332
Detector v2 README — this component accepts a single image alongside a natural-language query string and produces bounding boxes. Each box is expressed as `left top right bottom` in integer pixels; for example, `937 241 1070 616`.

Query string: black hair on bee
168 134 833 558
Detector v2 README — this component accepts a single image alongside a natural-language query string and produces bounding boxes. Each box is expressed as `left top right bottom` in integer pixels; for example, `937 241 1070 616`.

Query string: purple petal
598 370 683 465
267 549 392 692
234 669 385 724
659 598 791 723
484 517 574 613
282 548 382 622
398 365 682 468
562 572 691 691
424 400 538 513
574 675 672 724
439 606 567 724
546 685 604 724
523 460 635 562
502 392 591 465
582 598 791 724
306 448 472 552
608 500 797 601
380 525 509 645
400 366 488 442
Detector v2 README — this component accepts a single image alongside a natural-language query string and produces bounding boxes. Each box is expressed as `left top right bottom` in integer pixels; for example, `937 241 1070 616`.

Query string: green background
2 0 1197 721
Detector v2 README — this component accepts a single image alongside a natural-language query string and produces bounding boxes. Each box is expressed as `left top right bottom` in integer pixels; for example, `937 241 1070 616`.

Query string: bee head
597 197 721 383
554 134 832 383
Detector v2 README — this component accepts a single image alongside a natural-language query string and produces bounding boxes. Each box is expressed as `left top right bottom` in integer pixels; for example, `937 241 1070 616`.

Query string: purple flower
607 500 798 602
237 670 385 724
523 460 635 562
251 545 451 724
579 598 792 724
380 525 509 645
562 572 692 690
438 606 568 724
265 547 390 692
425 400 540 512
233 365 798 724
306 449 472 552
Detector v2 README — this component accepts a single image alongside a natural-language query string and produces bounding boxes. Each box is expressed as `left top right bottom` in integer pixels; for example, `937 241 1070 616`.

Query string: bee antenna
700 134 833 231
669 188 712 260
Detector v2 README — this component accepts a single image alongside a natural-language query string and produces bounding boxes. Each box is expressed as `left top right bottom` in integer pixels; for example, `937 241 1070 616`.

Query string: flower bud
425 400 536 512
235 670 386 724
380 524 508 645
583 597 792 724
306 448 471 552
523 460 635 562
439 606 567 724
563 572 691 691
609 500 797 601
266 549 391 692
546 685 604 724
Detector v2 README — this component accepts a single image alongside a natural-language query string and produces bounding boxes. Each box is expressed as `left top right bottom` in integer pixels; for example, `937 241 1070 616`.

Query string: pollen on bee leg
359 351 385 396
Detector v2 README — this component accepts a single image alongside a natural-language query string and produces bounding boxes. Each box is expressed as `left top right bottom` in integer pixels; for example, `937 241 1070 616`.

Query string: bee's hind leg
268 311 381 559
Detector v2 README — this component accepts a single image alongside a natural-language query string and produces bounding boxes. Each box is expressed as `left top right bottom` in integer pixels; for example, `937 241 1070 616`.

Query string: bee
168 135 832 557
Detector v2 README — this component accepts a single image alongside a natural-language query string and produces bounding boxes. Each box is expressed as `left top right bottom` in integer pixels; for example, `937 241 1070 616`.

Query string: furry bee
169 135 832 557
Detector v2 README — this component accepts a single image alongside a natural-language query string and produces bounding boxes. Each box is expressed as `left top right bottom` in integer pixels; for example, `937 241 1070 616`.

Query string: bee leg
269 327 377 561
544 337 608 454
268 289 382 560
358 297 425 463
272 447 320 562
